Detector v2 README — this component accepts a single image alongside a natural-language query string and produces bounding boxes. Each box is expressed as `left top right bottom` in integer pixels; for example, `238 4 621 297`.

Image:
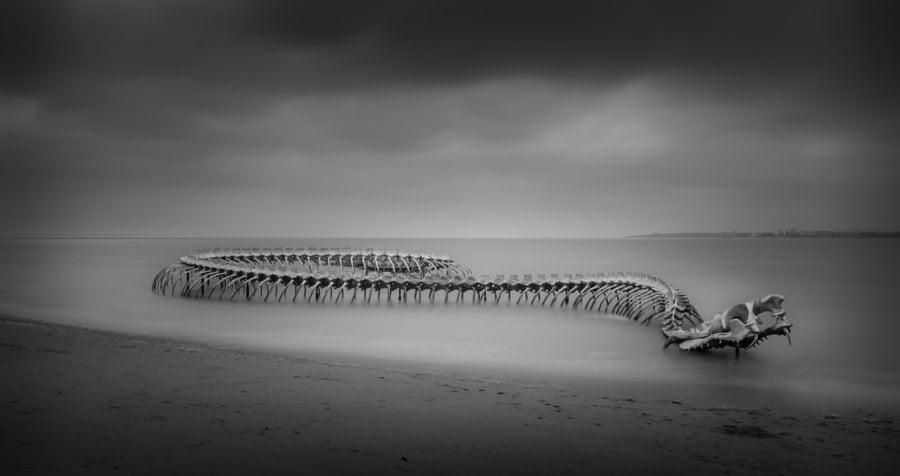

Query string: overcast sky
1 0 898 238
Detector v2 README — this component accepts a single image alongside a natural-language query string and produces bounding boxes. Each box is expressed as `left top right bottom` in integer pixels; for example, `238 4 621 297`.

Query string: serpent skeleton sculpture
152 247 793 357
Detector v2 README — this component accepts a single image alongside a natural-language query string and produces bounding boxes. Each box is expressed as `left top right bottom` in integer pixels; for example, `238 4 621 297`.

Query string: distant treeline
628 230 900 239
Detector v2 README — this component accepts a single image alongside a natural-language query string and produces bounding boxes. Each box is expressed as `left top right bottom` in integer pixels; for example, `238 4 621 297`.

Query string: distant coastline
628 230 900 239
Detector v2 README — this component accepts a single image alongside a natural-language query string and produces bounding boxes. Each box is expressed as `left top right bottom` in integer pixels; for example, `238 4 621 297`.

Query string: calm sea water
2 238 898 406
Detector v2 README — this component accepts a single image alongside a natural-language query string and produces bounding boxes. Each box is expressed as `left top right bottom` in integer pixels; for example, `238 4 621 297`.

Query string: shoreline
3 314 898 474
6 312 895 412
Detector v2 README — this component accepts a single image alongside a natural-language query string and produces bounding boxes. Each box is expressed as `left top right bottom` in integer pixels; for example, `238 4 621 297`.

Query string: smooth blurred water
1 238 898 406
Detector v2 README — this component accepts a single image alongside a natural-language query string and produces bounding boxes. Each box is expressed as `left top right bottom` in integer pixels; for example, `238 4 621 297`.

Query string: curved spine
152 248 702 330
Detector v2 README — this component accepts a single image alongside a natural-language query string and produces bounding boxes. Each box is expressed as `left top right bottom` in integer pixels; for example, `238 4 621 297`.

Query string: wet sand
1 315 897 475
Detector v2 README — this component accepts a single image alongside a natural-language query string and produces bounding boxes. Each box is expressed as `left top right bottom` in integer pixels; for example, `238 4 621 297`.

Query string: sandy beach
2 315 897 475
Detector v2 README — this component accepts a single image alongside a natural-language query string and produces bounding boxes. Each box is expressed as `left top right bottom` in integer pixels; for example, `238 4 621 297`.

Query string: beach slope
1 316 897 475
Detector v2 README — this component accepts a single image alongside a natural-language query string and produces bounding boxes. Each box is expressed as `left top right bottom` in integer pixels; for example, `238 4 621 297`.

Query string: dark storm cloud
3 0 896 147
245 0 899 83
4 0 899 94
0 0 66 93
2 0 898 237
